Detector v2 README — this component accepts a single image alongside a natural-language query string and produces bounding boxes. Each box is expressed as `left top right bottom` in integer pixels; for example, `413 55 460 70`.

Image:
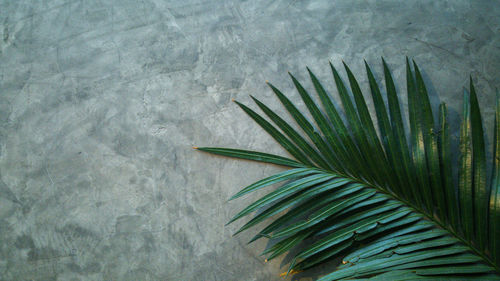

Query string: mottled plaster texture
1 0 500 280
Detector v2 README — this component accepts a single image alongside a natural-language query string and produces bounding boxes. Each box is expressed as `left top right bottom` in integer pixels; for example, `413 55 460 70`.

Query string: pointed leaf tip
381 57 389 67
412 59 420 70
192 146 199 149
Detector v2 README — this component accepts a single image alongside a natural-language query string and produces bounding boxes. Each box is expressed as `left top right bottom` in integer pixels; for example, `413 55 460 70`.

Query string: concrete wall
1 0 499 280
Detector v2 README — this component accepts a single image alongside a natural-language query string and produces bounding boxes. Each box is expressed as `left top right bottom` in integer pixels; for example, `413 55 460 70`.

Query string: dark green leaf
459 89 474 240
262 230 313 261
234 101 313 165
248 183 366 244
439 103 459 229
382 58 420 204
266 82 343 172
343 63 394 189
490 91 500 263
307 68 371 179
251 96 332 169
415 264 494 275
196 147 303 167
294 241 353 271
354 211 422 242
271 189 375 238
330 62 385 185
413 61 445 219
296 208 412 261
318 246 470 280
289 73 352 173
316 198 400 236
227 173 335 225
469 79 488 250
343 229 448 263
229 167 319 200
234 177 352 235
365 61 405 195
407 59 433 213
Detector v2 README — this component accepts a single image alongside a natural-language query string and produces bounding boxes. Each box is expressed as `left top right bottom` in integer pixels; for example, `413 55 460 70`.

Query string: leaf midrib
310 165 500 273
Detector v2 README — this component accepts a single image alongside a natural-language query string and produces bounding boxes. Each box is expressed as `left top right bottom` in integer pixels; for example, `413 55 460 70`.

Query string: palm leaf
197 59 500 280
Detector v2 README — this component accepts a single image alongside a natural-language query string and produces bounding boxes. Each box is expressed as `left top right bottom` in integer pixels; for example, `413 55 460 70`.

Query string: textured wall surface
1 0 500 280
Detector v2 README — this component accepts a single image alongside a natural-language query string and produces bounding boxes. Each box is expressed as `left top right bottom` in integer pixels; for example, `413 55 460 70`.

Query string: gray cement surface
1 0 500 280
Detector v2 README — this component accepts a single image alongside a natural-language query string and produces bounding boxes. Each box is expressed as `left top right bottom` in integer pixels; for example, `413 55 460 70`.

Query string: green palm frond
197 59 500 280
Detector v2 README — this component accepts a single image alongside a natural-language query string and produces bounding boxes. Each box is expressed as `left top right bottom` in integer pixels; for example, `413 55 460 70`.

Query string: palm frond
197 59 500 280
